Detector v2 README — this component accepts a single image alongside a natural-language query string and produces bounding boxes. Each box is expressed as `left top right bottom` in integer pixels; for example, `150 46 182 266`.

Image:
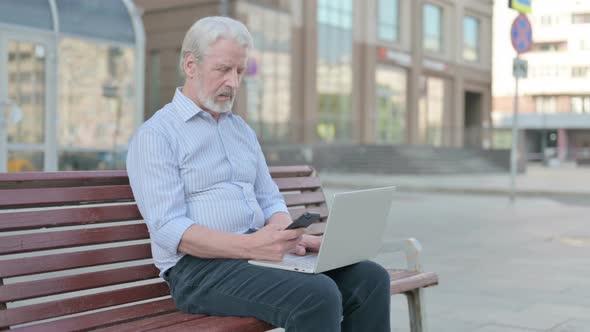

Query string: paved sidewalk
320 189 590 332
319 163 590 198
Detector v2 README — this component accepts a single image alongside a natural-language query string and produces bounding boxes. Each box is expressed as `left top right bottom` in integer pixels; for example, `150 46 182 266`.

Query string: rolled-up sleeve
127 127 194 253
250 133 289 221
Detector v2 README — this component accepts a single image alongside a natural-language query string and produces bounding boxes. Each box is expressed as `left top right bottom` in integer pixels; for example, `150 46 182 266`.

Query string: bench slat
0 171 128 183
0 167 310 182
268 165 314 178
275 177 322 191
0 264 159 302
0 171 129 190
389 270 439 294
0 205 142 232
0 167 308 189
146 315 274 332
0 243 152 278
282 192 326 207
0 185 134 209
0 282 170 327
95 312 205 332
9 298 178 332
0 224 149 255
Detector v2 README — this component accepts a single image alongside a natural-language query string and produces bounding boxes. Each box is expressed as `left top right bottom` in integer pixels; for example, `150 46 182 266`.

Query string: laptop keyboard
282 254 317 270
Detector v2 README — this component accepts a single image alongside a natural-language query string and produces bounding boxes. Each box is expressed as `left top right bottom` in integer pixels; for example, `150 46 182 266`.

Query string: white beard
196 82 235 114
201 94 234 114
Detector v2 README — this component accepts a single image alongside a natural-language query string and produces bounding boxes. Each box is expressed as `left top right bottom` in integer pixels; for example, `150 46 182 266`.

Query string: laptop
248 186 395 273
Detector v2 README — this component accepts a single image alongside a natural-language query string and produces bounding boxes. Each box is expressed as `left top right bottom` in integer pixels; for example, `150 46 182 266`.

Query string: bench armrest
380 238 423 272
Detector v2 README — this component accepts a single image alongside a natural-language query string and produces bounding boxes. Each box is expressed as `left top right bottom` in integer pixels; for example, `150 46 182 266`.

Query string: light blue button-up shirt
127 88 288 276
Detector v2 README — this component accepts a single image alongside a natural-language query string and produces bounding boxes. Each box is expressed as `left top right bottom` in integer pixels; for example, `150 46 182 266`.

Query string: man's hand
247 223 305 261
264 212 317 257
300 234 322 252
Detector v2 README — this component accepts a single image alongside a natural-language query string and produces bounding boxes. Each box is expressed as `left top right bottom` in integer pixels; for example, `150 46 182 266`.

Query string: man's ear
183 53 197 79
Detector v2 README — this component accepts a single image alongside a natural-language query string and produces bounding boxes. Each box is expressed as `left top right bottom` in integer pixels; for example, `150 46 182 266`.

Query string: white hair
179 16 253 77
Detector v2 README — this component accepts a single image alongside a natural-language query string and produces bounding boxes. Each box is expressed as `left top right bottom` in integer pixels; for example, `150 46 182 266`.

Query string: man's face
194 38 247 114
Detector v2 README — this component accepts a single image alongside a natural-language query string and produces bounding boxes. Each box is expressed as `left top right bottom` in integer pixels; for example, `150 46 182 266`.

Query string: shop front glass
375 66 407 144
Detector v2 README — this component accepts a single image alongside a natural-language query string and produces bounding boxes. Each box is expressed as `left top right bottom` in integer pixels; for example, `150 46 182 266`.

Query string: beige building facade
135 0 493 148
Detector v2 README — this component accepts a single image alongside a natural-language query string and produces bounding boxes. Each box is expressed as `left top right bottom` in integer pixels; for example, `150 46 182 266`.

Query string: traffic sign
511 14 533 54
508 0 532 14
513 57 528 78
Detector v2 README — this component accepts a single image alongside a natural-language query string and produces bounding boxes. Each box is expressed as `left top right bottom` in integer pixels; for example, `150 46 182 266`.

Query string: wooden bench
0 165 438 332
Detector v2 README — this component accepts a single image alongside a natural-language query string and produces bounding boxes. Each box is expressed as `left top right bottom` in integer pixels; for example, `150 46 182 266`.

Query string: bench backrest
0 166 326 330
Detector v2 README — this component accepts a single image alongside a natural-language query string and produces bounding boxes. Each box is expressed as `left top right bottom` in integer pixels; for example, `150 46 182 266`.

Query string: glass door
0 32 56 172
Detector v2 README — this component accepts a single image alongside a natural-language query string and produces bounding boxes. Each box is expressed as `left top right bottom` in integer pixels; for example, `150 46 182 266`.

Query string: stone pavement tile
390 295 479 332
484 306 574 331
472 323 543 332
549 319 590 332
521 303 590 321
423 313 482 332
557 288 590 308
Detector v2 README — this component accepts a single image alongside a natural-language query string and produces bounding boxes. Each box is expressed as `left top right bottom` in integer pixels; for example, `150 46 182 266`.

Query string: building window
418 76 445 146
317 0 353 143
423 3 443 53
58 38 135 170
535 96 557 114
531 41 567 52
571 96 590 113
239 2 292 143
572 66 590 78
377 0 399 43
572 13 590 24
7 41 46 146
375 66 407 144
531 64 569 78
463 16 480 62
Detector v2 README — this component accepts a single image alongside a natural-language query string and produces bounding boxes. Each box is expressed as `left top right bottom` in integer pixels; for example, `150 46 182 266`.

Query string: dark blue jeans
163 255 391 332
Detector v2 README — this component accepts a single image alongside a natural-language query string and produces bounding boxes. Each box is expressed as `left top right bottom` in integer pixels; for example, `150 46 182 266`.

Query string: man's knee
303 274 342 310
340 261 391 308
355 260 391 290
288 275 342 324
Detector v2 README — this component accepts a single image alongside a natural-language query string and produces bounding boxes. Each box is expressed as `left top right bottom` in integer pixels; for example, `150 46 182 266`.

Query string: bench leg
405 288 427 332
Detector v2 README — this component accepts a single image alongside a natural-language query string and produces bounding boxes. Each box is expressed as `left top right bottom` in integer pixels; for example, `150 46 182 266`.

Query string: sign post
509 13 532 202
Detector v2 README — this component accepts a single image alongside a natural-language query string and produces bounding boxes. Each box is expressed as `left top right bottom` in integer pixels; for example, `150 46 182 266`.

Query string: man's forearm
266 211 291 228
178 224 251 259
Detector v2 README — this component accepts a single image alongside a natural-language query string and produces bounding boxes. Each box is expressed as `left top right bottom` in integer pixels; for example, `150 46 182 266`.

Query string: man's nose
226 69 239 89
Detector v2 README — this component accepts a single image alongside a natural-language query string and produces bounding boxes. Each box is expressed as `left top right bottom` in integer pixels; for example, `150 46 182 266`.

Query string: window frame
377 0 400 44
462 15 480 62
423 2 444 54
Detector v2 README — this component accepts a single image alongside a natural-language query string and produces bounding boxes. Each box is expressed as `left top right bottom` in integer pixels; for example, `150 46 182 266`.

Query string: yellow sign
509 0 532 14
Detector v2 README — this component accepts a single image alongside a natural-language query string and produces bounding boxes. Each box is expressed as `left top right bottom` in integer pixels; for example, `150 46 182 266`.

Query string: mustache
215 88 235 99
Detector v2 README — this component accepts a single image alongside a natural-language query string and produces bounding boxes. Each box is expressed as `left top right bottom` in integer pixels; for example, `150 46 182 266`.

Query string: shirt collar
172 88 203 122
172 87 233 122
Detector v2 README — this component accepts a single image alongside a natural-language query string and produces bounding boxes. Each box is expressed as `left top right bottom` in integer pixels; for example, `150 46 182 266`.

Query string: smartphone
284 212 321 230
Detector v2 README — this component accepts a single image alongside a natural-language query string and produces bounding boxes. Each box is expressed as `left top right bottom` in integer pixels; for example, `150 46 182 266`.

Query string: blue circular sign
511 14 533 53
